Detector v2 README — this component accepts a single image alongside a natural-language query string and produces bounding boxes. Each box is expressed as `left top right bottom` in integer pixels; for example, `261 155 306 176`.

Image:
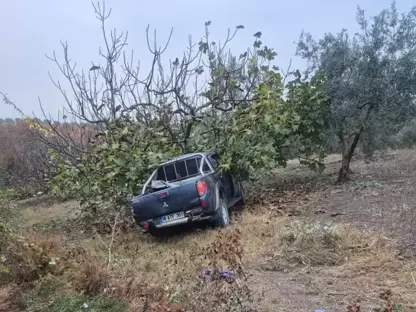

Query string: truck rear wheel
147 227 167 237
214 198 230 227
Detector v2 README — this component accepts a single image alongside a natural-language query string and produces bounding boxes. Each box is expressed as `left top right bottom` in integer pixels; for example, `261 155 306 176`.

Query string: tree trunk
337 104 374 183
337 131 362 183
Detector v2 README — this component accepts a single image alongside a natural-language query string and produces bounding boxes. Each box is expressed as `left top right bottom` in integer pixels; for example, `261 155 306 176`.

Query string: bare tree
42 2 274 154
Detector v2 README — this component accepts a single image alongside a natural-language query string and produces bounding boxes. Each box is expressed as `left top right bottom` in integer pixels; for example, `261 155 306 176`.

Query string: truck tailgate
131 178 200 221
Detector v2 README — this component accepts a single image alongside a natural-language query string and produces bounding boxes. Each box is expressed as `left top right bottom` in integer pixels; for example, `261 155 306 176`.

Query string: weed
186 229 255 312
280 220 345 266
348 179 381 192
73 261 110 296
23 275 72 312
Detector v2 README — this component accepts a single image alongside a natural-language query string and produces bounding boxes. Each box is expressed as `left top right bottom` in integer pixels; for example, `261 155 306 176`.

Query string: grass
44 296 128 312
5 209 416 311
0 284 23 312
3 149 416 311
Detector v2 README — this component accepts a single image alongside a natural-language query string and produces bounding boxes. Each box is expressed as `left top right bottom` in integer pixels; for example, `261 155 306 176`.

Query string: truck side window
156 166 166 181
203 159 211 173
164 164 176 181
186 158 199 175
208 154 219 169
175 160 187 178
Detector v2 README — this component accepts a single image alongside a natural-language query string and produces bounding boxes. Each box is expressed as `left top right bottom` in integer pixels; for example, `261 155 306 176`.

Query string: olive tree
297 2 416 182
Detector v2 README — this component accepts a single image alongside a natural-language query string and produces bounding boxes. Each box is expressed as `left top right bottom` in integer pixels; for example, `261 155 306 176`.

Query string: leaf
239 52 248 59
253 31 262 38
89 65 100 71
253 40 262 48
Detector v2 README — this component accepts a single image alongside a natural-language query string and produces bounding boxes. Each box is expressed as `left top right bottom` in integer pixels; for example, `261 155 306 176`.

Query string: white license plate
160 212 185 223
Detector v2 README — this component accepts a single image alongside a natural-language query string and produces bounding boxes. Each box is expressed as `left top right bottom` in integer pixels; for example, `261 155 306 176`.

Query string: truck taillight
196 181 207 197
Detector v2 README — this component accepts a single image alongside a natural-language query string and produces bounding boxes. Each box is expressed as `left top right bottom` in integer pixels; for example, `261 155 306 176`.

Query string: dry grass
19 200 80 228
11 204 416 311
63 211 415 311
73 262 110 296
0 285 23 312
5 210 416 311
5 148 416 311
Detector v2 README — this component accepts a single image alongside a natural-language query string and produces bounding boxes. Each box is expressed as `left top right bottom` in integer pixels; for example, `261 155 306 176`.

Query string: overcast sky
0 0 414 119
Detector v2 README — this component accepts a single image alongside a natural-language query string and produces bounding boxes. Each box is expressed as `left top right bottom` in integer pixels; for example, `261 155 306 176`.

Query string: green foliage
51 69 329 214
297 2 416 168
392 118 416 148
51 75 329 216
50 121 180 214
47 11 330 216
191 70 329 181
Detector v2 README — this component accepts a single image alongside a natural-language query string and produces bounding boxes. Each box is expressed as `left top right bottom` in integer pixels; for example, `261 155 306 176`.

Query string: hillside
5 150 415 312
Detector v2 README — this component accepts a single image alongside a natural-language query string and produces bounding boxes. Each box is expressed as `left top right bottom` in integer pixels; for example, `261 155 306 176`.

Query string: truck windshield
156 156 202 183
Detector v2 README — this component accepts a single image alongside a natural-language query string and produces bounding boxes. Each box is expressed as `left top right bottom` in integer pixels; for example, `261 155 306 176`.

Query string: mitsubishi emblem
163 202 169 208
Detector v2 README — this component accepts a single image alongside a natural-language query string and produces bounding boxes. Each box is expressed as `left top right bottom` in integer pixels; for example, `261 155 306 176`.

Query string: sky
0 0 414 119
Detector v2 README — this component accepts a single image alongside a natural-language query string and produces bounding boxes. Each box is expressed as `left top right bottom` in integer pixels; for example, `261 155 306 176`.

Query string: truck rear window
156 156 202 182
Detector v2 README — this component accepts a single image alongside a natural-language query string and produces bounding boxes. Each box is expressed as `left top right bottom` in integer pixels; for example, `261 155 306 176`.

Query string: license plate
160 212 185 223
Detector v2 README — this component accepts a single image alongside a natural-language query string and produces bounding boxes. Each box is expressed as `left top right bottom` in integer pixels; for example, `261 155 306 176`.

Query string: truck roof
160 152 208 166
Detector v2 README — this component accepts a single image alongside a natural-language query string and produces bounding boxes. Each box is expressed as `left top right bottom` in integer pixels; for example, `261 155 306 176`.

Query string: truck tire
147 227 166 237
214 198 230 228
237 183 246 207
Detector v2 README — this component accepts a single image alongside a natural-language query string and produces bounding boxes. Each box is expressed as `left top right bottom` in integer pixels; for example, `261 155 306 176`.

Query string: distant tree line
0 118 88 126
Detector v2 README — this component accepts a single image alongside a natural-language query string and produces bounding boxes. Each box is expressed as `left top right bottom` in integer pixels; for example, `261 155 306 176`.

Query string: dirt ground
17 149 416 312
238 150 416 311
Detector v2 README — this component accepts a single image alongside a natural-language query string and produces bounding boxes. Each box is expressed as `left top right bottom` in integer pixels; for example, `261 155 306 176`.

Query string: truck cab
130 152 245 235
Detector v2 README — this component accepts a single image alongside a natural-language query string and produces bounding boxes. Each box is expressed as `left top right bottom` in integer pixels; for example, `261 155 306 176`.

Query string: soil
245 150 416 311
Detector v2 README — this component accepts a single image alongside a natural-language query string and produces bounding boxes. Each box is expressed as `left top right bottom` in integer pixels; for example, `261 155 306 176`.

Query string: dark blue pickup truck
130 152 245 235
